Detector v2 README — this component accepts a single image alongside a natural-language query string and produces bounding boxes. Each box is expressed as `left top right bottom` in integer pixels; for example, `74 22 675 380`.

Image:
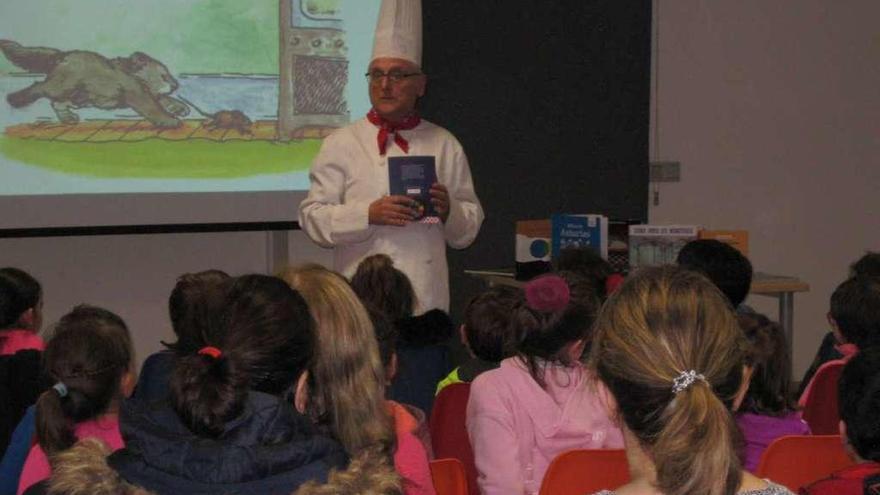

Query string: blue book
388 155 438 221
551 214 608 259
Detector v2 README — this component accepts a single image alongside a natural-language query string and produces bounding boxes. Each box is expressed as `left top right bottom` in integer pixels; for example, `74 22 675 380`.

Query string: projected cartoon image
1 41 189 128
0 0 379 194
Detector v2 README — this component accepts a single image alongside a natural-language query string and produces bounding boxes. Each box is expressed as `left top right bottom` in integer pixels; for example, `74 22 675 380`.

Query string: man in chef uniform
298 0 484 313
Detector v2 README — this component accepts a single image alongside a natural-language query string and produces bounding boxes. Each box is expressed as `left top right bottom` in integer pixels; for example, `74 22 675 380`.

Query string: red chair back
430 458 468 495
755 434 855 491
801 362 845 434
429 383 477 495
538 449 630 495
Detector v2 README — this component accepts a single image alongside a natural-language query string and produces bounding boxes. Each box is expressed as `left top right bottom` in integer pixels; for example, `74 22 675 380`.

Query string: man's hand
369 195 419 226
430 183 450 223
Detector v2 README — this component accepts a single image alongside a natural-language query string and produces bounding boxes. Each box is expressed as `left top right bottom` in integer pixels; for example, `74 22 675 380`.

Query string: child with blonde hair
589 266 793 495
281 264 431 495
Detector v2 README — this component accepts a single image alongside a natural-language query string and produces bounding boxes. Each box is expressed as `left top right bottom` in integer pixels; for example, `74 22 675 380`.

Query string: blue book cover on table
388 155 438 221
551 213 608 258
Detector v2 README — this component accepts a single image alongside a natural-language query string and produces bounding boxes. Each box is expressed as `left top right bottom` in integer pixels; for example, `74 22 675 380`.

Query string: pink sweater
395 430 437 495
467 358 623 495
17 416 124 495
0 329 44 355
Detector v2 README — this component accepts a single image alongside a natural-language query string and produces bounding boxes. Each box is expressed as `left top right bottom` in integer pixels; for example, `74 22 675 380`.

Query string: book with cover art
628 224 699 269
551 214 609 259
515 219 553 280
388 155 438 222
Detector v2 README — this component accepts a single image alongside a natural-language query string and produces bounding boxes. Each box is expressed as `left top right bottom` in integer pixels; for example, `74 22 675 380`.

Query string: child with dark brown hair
467 272 622 495
107 275 350 494
0 267 44 355
735 312 810 472
133 269 229 402
435 284 521 395
17 305 134 495
800 347 880 495
350 254 453 416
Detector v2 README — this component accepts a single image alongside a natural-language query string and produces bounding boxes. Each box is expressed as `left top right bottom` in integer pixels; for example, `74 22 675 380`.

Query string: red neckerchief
366 108 421 155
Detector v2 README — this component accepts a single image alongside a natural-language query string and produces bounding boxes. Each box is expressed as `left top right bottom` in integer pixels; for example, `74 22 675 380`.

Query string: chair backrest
755 434 856 491
430 458 468 495
430 382 478 495
801 361 845 434
538 449 630 495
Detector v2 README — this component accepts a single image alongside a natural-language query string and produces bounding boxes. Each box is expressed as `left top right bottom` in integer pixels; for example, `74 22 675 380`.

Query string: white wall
650 0 880 376
0 231 332 369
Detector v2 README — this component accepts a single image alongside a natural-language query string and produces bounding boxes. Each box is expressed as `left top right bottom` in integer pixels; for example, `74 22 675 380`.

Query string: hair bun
524 275 571 312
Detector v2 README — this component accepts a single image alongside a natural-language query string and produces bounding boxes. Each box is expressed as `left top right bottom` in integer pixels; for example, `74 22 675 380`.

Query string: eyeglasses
365 70 423 84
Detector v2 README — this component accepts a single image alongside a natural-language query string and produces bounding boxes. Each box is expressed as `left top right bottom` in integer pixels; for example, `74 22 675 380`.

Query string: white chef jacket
298 117 484 312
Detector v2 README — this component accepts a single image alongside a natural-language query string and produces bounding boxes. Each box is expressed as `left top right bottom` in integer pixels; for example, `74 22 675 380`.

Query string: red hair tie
524 275 571 312
198 346 222 359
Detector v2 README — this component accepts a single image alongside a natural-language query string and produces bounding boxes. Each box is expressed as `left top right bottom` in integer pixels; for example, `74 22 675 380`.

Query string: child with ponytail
466 272 623 495
106 274 349 494
589 266 793 495
17 305 134 495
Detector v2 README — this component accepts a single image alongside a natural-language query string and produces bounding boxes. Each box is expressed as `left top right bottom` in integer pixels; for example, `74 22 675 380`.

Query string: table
464 269 810 350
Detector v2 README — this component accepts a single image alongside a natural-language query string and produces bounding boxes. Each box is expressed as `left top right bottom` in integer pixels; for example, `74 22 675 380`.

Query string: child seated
369 307 434 458
436 284 520 395
467 272 622 495
282 265 432 495
735 312 810 472
133 269 229 402
17 305 135 495
0 267 44 355
800 347 880 494
0 267 49 472
350 254 453 416
676 239 753 311
554 246 616 302
799 276 880 407
799 251 880 396
108 275 351 494
590 266 793 495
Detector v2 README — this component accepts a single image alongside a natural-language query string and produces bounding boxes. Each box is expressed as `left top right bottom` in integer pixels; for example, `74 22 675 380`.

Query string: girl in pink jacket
466 273 623 495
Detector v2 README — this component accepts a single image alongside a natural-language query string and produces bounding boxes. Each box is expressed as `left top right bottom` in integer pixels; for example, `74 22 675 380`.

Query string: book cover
388 155 438 222
515 219 552 280
551 214 608 259
699 229 749 257
628 225 699 269
608 218 640 274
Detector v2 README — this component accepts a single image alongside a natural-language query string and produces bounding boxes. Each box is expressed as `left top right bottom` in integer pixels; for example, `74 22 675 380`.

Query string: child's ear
732 365 754 412
567 339 586 363
827 312 847 344
121 370 137 398
459 324 475 357
17 308 36 329
595 379 621 426
386 352 399 384
294 371 310 414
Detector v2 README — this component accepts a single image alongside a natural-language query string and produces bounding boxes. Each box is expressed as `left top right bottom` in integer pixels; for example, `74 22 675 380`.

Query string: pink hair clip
524 275 571 312
198 346 223 359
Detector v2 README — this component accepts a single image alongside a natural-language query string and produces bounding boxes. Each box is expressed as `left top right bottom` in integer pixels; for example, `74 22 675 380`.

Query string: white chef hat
370 0 422 68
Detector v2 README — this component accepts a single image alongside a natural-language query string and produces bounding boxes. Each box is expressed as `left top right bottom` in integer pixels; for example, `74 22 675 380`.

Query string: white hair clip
53 382 68 398
672 370 706 394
